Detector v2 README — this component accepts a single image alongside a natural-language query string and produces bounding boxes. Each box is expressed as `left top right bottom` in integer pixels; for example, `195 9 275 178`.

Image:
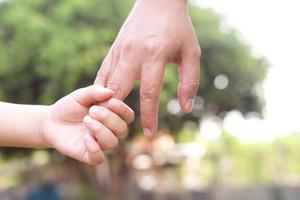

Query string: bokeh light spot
214 74 229 90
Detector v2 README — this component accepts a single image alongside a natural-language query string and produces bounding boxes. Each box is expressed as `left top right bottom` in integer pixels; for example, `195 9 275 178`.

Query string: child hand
40 85 134 165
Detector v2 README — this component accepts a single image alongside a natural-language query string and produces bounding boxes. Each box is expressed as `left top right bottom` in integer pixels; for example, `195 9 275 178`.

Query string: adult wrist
135 0 188 12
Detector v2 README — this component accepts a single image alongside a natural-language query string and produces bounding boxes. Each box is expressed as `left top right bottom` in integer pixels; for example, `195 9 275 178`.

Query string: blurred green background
1 0 299 200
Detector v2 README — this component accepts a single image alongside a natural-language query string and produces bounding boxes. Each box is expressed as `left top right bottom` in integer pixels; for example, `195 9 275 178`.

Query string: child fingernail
90 106 100 114
84 116 93 124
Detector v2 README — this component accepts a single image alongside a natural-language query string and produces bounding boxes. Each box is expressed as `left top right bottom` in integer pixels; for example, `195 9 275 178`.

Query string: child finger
72 85 113 106
89 106 128 137
108 98 135 124
83 116 119 150
82 134 105 165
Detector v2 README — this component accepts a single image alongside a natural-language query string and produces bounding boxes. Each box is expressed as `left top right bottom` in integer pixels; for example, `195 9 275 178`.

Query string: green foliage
0 0 131 104
79 182 97 200
0 0 267 133
196 132 300 185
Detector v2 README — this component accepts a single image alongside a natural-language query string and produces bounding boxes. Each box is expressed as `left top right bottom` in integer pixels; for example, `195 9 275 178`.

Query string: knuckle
144 42 157 55
123 40 134 55
140 83 157 101
182 80 199 92
143 38 163 58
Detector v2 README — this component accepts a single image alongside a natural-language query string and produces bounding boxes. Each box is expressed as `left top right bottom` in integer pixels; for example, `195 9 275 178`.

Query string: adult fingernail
143 128 154 138
185 98 194 112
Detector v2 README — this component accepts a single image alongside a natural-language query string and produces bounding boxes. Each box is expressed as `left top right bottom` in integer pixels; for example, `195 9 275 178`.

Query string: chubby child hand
40 85 135 165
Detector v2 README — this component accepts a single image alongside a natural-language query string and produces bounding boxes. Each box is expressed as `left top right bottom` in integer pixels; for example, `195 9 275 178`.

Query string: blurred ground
1 131 300 199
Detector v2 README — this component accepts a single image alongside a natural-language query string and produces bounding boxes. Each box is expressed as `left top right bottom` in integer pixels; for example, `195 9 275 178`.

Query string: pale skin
0 85 135 165
95 0 201 136
0 0 200 163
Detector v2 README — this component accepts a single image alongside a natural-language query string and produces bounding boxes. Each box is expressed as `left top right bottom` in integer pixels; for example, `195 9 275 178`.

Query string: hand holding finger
72 85 113 106
108 98 135 124
88 106 128 137
83 115 119 151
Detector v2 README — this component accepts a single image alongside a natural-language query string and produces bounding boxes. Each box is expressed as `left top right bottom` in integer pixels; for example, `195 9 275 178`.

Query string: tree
0 0 267 129
0 0 268 199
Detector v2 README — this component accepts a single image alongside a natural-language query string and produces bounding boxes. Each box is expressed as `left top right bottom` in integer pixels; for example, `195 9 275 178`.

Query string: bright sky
197 0 300 142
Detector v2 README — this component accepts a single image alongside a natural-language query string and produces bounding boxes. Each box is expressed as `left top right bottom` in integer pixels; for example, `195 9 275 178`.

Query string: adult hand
95 0 201 136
